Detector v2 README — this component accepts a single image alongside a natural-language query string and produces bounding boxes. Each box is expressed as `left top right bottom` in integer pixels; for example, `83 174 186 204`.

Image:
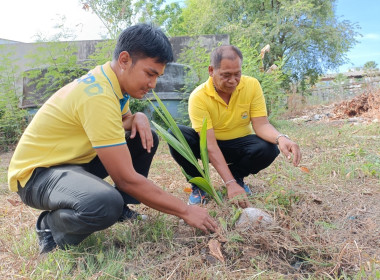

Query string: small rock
235 207 274 229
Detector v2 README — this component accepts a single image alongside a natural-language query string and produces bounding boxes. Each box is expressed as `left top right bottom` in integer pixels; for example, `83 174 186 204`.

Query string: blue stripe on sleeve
93 142 126 149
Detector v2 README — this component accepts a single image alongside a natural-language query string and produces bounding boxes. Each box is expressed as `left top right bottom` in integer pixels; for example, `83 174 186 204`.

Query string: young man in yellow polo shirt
8 24 218 254
169 45 301 208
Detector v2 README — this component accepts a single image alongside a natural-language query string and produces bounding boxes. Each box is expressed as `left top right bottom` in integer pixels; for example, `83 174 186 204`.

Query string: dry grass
0 109 379 279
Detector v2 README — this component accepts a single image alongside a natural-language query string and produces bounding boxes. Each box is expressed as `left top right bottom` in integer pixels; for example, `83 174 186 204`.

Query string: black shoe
118 205 147 222
36 211 57 254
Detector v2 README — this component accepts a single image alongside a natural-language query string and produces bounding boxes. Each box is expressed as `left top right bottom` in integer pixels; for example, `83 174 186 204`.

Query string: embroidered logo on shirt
241 111 248 119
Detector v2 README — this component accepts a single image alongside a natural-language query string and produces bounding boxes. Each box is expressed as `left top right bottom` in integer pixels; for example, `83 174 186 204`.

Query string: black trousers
17 131 158 248
169 125 279 183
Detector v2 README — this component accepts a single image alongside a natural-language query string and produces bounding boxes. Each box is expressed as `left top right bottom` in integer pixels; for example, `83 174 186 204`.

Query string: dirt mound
332 89 380 120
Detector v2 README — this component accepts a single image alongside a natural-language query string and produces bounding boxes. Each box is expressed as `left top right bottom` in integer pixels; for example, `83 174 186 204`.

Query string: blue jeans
17 130 158 248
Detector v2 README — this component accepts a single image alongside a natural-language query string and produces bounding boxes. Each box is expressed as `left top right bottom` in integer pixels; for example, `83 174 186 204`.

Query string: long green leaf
149 100 171 129
189 177 214 196
149 91 195 157
181 167 193 181
189 177 223 205
149 91 223 205
199 117 210 183
152 121 202 173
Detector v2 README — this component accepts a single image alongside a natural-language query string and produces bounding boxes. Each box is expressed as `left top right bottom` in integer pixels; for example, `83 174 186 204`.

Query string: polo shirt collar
101 61 129 100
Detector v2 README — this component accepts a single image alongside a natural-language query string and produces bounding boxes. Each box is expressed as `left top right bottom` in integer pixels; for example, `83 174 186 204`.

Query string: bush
0 45 27 151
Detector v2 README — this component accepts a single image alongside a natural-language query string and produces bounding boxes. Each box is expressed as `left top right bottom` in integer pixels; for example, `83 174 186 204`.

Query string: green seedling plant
149 91 223 205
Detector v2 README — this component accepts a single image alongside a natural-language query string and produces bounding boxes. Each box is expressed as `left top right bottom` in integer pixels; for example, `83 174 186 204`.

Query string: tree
81 0 135 39
363 61 378 70
81 0 182 38
134 0 183 34
169 0 360 85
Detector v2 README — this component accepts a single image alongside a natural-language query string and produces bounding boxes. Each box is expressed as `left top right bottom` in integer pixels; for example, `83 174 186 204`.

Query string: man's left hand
130 112 153 152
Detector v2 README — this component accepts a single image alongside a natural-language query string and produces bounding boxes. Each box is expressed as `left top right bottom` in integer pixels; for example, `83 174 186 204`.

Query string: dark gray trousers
17 131 158 248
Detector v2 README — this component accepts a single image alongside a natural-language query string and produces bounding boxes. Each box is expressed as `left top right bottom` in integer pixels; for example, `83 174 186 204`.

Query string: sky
0 0 379 73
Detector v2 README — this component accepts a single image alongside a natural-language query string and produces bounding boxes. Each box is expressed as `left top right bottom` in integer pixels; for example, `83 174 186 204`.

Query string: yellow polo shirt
8 62 129 192
189 76 267 140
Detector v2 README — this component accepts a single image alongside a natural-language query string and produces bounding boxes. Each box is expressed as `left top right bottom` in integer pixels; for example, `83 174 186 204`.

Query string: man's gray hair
210 45 243 69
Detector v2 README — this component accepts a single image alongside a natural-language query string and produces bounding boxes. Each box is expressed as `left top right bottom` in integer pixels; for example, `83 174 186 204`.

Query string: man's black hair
113 23 174 64
210 45 243 69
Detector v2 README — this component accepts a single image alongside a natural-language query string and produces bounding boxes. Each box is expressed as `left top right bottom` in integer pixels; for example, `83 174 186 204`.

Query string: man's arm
96 144 218 233
206 129 250 208
251 116 301 166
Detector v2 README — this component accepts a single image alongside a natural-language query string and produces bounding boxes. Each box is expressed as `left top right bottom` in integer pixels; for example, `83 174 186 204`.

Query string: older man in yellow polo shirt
169 45 301 208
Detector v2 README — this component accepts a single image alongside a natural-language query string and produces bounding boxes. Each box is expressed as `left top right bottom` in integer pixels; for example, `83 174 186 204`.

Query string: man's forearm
208 147 235 183
118 174 189 218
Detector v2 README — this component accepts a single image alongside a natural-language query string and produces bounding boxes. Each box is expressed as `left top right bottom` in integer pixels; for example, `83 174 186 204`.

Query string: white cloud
362 33 380 40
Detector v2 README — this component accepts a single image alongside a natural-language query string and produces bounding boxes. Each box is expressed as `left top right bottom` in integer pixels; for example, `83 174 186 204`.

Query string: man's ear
208 65 214 76
118 51 131 70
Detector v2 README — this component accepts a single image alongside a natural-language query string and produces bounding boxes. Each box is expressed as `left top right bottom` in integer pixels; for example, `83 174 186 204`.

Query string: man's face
209 57 242 95
119 55 166 99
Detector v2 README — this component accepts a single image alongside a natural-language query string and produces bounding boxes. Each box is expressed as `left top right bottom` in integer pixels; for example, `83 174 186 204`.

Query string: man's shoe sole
36 211 57 254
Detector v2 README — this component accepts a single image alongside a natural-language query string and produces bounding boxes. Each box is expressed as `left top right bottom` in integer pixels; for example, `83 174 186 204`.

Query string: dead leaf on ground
300 166 310 173
311 194 323 204
208 239 225 263
7 199 23 207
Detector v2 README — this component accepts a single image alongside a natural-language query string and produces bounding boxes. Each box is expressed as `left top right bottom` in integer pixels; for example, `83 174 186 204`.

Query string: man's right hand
227 182 250 208
181 205 219 234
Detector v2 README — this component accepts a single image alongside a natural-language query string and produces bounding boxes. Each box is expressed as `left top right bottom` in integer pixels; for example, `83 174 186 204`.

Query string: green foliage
24 40 88 107
82 0 182 38
177 40 211 85
80 0 134 39
237 39 288 119
134 0 183 33
86 39 116 67
0 45 27 150
176 42 208 124
129 97 150 114
363 61 378 70
149 91 223 205
171 0 359 85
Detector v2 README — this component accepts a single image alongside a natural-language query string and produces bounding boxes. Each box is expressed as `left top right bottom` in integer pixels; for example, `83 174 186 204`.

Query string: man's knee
81 188 124 228
259 141 280 161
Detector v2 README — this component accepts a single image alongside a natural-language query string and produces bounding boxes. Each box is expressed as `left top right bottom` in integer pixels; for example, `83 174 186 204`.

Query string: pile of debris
332 89 380 120
289 88 380 123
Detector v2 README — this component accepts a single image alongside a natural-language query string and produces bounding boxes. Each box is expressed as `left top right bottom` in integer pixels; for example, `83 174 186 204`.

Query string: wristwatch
275 134 289 145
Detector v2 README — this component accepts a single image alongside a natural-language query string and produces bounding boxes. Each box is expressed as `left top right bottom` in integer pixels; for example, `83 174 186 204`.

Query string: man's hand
278 137 301 166
130 112 154 152
181 205 219 234
227 182 250 208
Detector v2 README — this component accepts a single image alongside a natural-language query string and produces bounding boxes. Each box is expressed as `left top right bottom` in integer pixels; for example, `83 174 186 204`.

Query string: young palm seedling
149 91 223 205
